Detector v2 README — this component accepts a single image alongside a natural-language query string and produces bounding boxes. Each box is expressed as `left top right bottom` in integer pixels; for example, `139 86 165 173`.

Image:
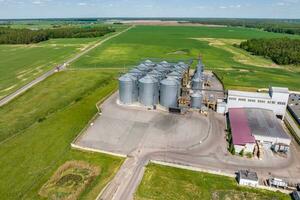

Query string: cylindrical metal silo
119 74 138 104
191 91 203 109
192 76 203 90
138 75 159 106
160 77 180 108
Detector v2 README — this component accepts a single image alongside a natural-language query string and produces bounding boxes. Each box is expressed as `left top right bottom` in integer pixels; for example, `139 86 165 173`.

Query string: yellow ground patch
194 38 283 69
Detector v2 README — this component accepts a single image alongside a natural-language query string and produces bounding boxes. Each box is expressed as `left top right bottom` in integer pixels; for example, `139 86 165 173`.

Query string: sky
0 0 300 19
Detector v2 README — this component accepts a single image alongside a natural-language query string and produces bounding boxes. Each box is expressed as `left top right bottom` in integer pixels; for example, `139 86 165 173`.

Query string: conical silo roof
137 64 148 71
119 73 136 82
139 74 158 84
160 76 179 86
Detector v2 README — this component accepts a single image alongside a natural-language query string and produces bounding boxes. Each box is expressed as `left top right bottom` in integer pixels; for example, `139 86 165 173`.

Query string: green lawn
71 25 300 91
135 163 291 200
0 69 124 199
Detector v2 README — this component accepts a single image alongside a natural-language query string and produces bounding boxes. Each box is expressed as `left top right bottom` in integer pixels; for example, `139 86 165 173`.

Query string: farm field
0 24 127 99
0 69 124 199
71 25 300 91
135 164 291 200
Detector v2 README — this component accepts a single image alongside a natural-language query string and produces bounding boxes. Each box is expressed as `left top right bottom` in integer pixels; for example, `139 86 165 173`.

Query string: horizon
0 0 300 19
1 17 300 21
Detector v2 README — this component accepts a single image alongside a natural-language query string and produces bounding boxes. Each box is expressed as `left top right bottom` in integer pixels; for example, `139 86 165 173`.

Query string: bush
246 152 253 158
239 149 244 157
228 143 235 155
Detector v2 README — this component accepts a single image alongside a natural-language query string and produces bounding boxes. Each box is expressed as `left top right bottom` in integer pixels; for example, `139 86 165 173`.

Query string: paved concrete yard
76 92 210 155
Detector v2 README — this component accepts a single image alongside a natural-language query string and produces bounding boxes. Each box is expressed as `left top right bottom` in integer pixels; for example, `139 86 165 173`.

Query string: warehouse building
288 93 300 125
227 87 289 119
228 108 256 153
228 108 291 154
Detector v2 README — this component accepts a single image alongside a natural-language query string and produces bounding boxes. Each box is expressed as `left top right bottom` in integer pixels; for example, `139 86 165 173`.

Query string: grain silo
191 91 203 109
137 64 149 72
138 75 159 106
192 76 203 90
119 74 138 104
167 71 181 78
160 77 180 108
129 68 144 79
148 70 164 81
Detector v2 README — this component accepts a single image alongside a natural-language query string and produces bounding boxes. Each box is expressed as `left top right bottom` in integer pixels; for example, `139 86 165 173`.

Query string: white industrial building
237 170 259 187
227 87 289 119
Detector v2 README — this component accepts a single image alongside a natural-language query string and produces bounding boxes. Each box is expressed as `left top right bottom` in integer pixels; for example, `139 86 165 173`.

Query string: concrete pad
76 92 210 155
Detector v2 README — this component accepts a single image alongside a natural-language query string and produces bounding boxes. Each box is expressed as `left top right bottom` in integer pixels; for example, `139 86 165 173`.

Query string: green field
0 24 127 99
0 69 124 199
71 25 300 91
135 164 291 200
0 38 98 99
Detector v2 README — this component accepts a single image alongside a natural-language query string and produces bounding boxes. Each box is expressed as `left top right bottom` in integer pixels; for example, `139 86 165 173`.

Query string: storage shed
237 170 259 187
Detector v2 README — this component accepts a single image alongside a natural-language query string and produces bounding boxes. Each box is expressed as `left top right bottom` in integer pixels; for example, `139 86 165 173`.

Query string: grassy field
0 69 124 199
71 25 300 91
135 163 291 200
0 38 97 99
0 24 127 99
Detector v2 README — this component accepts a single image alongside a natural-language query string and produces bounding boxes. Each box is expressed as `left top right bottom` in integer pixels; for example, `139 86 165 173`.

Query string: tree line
239 38 300 65
0 26 115 44
180 18 300 36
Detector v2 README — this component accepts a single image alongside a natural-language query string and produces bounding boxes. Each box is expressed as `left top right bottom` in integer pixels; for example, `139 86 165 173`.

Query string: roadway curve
98 111 300 200
0 25 134 107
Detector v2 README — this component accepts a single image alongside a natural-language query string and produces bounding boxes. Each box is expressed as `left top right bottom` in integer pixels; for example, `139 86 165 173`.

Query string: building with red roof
228 108 256 153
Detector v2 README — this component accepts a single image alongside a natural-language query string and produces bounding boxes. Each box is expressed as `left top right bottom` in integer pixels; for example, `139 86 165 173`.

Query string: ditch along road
0 25 134 107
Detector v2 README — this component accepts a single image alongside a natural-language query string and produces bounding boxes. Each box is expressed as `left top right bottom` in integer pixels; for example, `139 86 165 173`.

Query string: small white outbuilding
237 170 259 187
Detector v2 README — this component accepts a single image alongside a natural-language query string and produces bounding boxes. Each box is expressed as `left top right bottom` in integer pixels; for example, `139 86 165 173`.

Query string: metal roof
245 108 291 140
139 74 158 84
229 108 256 145
119 73 136 82
238 170 258 181
270 87 289 94
228 90 271 100
160 77 179 86
288 93 300 124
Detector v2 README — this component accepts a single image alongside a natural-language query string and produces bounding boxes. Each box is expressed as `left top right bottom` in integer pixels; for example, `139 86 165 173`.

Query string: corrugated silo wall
119 79 134 104
160 83 178 108
139 82 159 106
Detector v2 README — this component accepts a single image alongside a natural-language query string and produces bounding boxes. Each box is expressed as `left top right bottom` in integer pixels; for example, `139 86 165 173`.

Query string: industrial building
288 93 300 125
228 108 291 154
293 191 300 200
237 170 259 187
118 59 206 112
227 87 289 119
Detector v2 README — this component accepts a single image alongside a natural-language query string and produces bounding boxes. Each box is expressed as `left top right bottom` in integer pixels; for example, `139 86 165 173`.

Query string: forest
182 18 300 36
0 26 115 44
239 38 300 65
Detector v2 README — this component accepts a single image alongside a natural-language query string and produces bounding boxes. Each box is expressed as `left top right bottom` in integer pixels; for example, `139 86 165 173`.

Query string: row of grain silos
119 60 189 108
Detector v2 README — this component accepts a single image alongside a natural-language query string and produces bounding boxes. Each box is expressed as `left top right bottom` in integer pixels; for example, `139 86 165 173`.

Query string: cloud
276 2 286 6
32 0 42 4
229 4 241 8
77 2 87 6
